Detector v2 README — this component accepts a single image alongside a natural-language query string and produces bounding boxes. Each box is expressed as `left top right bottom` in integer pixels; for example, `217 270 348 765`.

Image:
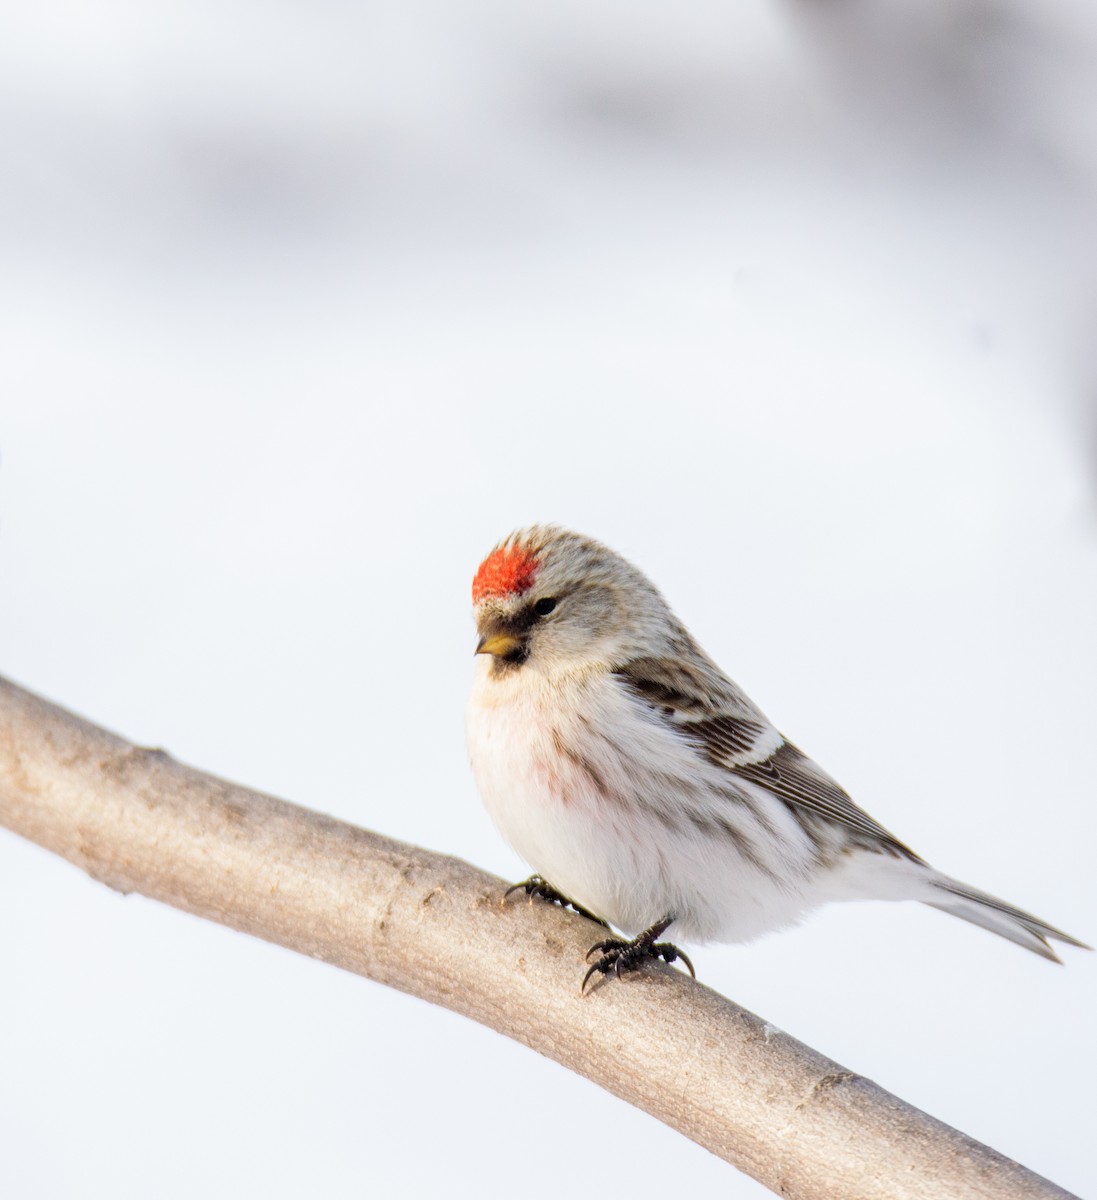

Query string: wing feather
615 658 920 862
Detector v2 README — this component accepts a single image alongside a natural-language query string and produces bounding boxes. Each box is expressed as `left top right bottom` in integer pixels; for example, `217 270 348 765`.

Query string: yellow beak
475 633 524 658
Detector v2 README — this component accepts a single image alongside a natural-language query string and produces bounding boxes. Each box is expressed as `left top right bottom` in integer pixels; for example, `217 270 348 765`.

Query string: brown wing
615 659 921 862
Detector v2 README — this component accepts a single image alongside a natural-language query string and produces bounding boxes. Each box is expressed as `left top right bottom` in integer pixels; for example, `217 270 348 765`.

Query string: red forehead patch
472 545 539 605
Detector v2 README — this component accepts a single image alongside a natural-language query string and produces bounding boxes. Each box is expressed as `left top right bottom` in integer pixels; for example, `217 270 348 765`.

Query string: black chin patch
491 643 529 672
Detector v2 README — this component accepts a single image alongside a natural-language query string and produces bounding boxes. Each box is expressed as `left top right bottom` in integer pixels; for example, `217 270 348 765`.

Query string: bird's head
471 525 675 674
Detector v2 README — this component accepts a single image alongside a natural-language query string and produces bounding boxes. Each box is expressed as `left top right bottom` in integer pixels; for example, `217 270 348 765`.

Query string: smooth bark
0 676 1077 1200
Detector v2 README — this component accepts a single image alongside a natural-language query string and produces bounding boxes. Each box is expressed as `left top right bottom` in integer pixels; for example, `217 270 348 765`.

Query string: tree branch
0 675 1077 1200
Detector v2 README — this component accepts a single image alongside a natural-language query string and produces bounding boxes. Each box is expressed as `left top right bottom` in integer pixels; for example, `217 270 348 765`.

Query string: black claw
503 879 534 901
503 875 609 927
582 961 603 992
580 916 696 993
653 943 695 979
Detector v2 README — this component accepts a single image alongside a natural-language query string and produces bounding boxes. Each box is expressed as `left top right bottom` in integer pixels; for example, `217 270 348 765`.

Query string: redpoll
465 526 1089 989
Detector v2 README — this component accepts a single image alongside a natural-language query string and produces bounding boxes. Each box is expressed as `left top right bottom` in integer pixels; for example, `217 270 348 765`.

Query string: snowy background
2 1 1096 1196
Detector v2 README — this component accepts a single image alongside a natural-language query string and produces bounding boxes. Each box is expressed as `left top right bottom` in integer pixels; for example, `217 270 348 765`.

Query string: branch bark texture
0 676 1077 1200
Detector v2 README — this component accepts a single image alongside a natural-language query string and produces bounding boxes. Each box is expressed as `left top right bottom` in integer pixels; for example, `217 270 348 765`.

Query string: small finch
465 525 1088 989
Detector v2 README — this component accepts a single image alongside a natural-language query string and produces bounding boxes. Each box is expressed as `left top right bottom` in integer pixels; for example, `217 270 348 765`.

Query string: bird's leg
504 874 609 927
583 915 695 992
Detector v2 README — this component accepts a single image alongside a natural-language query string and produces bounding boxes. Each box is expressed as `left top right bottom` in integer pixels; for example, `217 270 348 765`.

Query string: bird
465 525 1089 990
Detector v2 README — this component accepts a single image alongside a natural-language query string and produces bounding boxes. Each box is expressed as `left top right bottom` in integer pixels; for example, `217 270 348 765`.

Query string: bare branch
0 675 1077 1200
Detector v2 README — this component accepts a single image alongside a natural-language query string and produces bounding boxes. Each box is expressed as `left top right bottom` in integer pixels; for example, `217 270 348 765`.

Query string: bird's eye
533 597 558 617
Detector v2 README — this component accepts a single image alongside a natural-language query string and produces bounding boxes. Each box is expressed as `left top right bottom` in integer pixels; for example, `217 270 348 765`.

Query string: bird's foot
582 916 695 993
504 875 609 927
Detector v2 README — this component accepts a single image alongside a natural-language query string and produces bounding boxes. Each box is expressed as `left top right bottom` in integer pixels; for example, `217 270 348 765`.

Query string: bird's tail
924 876 1090 963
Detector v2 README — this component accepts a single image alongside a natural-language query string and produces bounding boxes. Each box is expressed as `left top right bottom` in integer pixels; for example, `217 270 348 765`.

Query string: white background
1 1 1095 1196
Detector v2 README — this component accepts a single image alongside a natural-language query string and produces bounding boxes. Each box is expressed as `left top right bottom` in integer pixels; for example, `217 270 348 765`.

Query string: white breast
466 657 839 943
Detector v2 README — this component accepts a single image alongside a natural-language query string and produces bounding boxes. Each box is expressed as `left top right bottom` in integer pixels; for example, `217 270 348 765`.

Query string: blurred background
1 1 1095 1196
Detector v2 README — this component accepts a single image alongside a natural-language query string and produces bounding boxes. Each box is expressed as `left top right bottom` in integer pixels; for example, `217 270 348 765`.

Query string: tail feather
925 878 1091 963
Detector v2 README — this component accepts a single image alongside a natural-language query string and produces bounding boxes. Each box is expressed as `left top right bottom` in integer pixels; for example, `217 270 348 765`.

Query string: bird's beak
475 633 524 658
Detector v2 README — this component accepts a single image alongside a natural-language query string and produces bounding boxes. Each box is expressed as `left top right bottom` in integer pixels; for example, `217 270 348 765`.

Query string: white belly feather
465 658 832 942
